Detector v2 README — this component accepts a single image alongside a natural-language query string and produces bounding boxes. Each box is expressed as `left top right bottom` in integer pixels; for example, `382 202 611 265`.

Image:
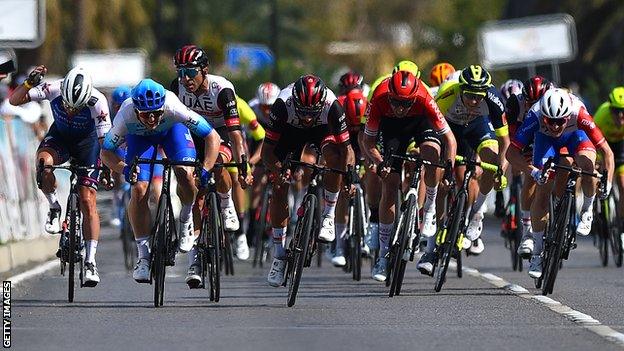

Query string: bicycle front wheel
542 195 570 295
390 194 416 297
287 195 315 307
67 193 80 302
435 191 466 293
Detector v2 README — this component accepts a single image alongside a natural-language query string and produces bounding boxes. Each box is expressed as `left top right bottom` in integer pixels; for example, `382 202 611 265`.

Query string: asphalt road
7 211 624 351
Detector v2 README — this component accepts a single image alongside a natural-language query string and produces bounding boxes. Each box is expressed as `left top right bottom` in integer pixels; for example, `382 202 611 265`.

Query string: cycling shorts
378 117 441 173
607 140 624 174
193 125 232 162
448 115 496 157
125 123 196 182
115 146 164 179
272 124 336 162
38 123 100 189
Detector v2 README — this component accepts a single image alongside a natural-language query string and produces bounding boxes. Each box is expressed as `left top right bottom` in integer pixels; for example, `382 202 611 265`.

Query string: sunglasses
136 108 165 121
610 107 624 115
177 67 201 79
543 116 568 127
461 91 486 100
388 97 414 109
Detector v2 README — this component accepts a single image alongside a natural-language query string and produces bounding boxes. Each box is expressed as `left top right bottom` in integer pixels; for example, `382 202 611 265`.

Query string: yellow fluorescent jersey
594 102 624 142
236 95 265 141
435 81 508 137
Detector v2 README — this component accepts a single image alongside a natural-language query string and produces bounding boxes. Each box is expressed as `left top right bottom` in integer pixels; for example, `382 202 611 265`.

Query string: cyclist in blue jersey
101 79 220 283
10 65 112 287
109 85 132 228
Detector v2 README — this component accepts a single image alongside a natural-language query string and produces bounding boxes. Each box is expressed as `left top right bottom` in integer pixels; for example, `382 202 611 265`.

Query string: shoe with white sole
222 206 240 232
178 220 196 253
235 233 250 260
267 258 286 287
133 258 151 283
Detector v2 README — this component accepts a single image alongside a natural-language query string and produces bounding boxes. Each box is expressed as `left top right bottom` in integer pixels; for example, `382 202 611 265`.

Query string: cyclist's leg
71 133 101 265
528 133 558 277
568 131 597 235
37 125 70 233
210 128 239 231
416 118 443 237
319 141 346 242
230 169 250 260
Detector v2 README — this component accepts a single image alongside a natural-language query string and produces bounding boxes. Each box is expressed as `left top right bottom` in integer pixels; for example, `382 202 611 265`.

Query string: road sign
72 50 147 88
0 0 46 48
478 14 577 70
225 44 274 72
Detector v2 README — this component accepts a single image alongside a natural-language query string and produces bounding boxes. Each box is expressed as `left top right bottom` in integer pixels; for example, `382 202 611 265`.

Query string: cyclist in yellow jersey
594 86 624 219
428 65 509 259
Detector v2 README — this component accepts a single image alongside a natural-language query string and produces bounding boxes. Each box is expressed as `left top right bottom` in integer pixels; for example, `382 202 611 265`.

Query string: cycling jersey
594 102 624 143
29 80 111 139
364 78 449 138
237 95 265 142
170 74 241 131
248 97 270 127
435 81 508 137
512 94 605 150
102 90 214 150
265 84 349 161
337 88 367 156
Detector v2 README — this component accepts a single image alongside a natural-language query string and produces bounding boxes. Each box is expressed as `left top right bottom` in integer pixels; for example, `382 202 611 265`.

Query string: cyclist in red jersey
363 70 457 282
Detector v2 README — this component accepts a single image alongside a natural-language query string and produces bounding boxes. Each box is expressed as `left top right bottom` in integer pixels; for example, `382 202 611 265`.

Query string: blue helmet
131 79 166 111
112 85 132 105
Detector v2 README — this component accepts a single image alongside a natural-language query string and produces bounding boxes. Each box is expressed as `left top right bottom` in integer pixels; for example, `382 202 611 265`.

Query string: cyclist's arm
89 90 112 142
219 88 246 163
262 99 287 174
237 95 265 141
578 107 613 184
505 112 538 174
423 93 455 163
101 110 129 174
486 89 510 172
363 100 383 166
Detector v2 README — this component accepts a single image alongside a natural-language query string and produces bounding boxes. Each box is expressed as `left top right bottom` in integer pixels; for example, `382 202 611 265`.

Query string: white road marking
456 262 624 348
6 259 58 286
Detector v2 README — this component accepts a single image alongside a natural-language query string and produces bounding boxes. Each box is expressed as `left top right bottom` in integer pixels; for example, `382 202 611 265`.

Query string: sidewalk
0 235 58 275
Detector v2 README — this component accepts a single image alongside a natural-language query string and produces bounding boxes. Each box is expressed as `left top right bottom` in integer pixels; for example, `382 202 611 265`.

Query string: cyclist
499 79 524 105
333 71 368 266
428 65 510 259
263 74 353 287
171 45 252 284
9 65 111 287
429 62 456 97
506 88 612 278
363 70 457 282
109 85 132 228
589 86 624 223
101 78 221 283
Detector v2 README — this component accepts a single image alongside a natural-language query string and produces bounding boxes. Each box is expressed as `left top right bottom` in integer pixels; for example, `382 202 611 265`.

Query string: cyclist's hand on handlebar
98 169 115 190
274 168 291 186
26 65 47 86
530 168 549 185
494 173 508 191
238 172 253 189
376 160 391 179
200 168 212 188
599 181 612 200
123 165 140 184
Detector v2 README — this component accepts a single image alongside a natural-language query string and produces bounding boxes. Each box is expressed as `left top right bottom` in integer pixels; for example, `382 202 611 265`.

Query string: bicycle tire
121 208 136 271
435 191 466 292
223 232 235 275
598 217 609 267
67 193 80 302
207 192 221 302
152 199 170 307
352 187 365 281
542 195 570 295
287 195 315 307
253 188 270 268
390 194 416 297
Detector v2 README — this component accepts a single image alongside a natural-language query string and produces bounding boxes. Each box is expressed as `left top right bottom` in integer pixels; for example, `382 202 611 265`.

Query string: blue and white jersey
102 90 214 151
28 79 111 138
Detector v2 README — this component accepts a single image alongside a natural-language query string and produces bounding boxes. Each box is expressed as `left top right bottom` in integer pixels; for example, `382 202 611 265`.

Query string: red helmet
339 71 364 94
174 45 209 68
388 70 419 100
343 89 367 126
292 74 327 115
523 75 553 104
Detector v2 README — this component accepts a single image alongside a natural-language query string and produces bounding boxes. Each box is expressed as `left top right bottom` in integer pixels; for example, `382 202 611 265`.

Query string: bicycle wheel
67 193 80 302
542 195 570 296
390 194 416 297
597 216 609 267
206 192 221 301
435 191 466 293
253 188 270 268
223 231 235 275
287 195 315 307
121 208 136 271
152 200 170 307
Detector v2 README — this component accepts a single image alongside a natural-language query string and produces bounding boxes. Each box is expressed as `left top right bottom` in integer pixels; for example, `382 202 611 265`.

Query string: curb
0 235 58 273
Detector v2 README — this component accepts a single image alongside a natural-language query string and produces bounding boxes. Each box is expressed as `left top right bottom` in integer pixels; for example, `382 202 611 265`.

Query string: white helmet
540 88 572 119
61 66 93 110
256 82 280 105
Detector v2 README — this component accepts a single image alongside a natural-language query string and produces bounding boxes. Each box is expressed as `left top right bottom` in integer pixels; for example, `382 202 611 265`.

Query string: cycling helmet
459 65 492 94
112 85 132 105
609 86 624 109
338 71 364 94
61 66 93 110
131 79 166 111
540 88 572 119
392 60 421 78
344 89 367 123
429 62 455 87
256 82 280 106
388 70 419 100
499 79 524 102
292 74 327 115
174 45 209 68
523 75 552 104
